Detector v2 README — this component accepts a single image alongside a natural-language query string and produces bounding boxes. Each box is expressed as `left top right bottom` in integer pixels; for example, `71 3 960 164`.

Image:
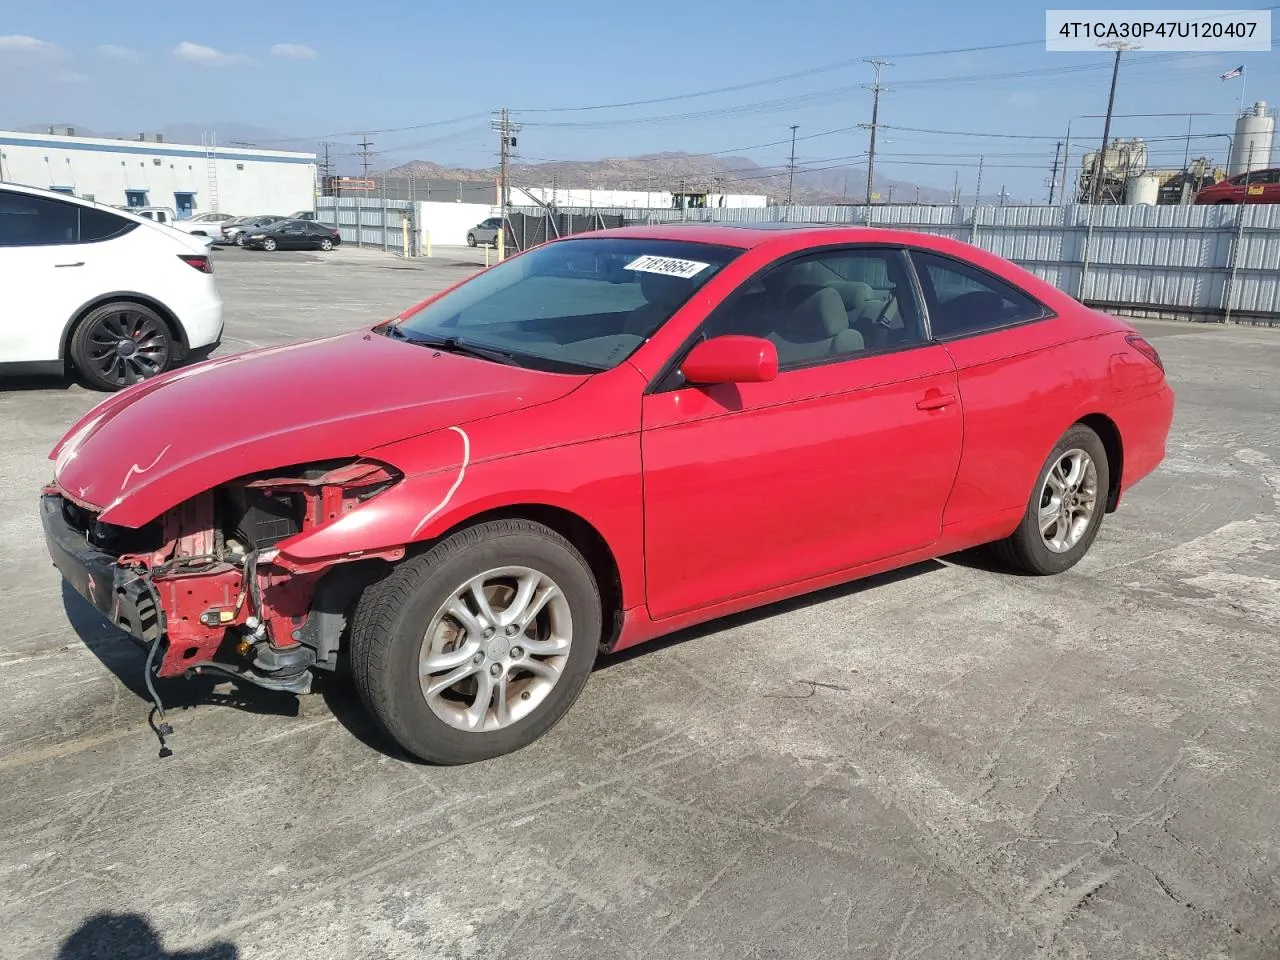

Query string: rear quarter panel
941 317 1124 532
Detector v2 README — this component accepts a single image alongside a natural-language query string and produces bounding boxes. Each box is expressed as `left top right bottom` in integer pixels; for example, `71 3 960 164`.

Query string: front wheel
235 233 246 246
466 233 477 247
262 238 277 251
992 424 1110 575
349 519 602 764
69 301 176 391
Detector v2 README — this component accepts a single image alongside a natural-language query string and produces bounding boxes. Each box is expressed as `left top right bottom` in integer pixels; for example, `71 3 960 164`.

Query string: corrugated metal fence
317 197 415 253
510 202 1280 325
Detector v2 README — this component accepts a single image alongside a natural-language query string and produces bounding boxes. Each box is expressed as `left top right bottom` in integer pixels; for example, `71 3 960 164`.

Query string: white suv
0 183 224 391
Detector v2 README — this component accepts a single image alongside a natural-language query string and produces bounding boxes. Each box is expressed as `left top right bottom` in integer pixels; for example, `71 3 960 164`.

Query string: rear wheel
349 519 601 764
69 301 176 391
319 237 333 251
992 424 1110 575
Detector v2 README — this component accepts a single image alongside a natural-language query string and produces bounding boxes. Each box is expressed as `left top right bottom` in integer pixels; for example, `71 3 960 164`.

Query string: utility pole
975 155 985 205
1048 140 1063 205
786 124 799 205
863 58 892 204
952 170 960 205
1089 41 1133 203
914 185 920 205
357 135 374 178
491 108 520 212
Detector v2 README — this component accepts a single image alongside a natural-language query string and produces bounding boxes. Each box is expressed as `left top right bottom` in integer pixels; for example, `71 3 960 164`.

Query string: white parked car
0 183 224 391
171 211 237 238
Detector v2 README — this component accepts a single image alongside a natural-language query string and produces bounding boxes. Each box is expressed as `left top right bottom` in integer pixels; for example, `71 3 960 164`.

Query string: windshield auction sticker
625 255 711 279
1046 10 1271 51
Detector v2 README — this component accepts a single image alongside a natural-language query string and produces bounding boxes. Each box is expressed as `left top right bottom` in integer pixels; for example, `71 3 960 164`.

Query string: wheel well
62 294 188 362
1077 413 1123 512
439 504 625 649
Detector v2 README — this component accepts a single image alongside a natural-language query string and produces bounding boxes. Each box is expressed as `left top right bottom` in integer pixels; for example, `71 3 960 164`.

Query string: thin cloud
172 41 248 67
1007 92 1038 109
270 43 317 60
0 34 59 55
56 68 90 84
98 44 141 62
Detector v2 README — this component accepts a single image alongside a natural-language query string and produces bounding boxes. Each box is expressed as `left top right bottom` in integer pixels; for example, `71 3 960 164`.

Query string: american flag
1221 65 1244 80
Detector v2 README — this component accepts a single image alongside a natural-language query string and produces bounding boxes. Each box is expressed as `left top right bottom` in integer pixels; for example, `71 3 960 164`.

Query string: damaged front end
42 458 405 699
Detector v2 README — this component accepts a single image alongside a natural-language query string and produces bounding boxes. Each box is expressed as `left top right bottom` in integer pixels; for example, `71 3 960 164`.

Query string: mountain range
16 122 962 205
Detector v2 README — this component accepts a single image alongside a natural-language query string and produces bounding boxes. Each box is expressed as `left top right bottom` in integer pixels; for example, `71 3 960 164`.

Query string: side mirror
682 335 779 386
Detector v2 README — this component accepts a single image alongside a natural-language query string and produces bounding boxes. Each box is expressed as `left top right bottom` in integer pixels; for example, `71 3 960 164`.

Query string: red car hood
50 331 585 527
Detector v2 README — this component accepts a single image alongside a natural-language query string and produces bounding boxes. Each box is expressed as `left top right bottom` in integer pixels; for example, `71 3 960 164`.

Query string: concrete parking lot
3 246 1279 960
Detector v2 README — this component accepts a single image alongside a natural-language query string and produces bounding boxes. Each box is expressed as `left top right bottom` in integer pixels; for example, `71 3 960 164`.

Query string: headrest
789 287 848 339
832 280 873 312
639 271 689 307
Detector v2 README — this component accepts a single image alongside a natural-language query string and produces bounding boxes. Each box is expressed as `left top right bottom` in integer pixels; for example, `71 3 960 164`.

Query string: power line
511 38 1045 114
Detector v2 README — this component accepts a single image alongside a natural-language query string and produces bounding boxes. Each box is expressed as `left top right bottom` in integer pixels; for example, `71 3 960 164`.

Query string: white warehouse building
0 128 316 218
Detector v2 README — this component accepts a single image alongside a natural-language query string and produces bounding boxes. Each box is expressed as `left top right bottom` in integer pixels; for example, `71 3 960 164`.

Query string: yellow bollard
485 244 490 268
424 229 432 258
401 216 409 257
497 225 505 262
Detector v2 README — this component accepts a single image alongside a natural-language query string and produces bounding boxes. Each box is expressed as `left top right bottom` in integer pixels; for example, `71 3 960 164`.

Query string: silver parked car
466 217 503 247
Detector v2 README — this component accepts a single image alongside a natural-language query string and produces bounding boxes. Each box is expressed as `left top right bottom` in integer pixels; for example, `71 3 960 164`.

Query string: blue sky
0 0 1275 199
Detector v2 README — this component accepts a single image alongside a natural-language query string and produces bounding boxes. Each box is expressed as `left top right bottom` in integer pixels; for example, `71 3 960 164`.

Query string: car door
274 222 303 249
908 248 1070 533
640 246 964 620
0 190 110 363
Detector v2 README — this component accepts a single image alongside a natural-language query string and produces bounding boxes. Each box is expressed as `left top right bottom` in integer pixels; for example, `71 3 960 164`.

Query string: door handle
916 392 957 411
55 261 85 268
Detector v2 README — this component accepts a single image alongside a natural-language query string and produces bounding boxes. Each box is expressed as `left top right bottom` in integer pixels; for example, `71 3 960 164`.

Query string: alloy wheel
418 566 573 733
83 309 171 387
1038 448 1099 553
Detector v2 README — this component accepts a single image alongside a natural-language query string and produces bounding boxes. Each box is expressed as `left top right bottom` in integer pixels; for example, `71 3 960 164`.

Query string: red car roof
577 221 972 253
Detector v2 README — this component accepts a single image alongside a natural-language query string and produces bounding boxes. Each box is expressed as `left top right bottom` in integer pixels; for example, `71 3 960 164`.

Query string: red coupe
41 224 1174 763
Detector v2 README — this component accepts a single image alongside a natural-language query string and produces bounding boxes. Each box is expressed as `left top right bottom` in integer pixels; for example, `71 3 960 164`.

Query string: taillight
178 254 213 274
1125 334 1163 372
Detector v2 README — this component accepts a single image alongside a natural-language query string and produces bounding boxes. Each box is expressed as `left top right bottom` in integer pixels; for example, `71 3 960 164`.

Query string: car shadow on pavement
595 558 949 671
62 581 301 720
0 373 74 392
57 912 237 960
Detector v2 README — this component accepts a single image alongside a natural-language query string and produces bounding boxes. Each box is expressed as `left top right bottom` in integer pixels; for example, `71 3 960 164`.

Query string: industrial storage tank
1125 174 1161 205
1228 101 1276 175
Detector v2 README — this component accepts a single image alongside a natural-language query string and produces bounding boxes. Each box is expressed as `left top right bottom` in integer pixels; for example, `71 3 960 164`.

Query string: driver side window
697 247 927 370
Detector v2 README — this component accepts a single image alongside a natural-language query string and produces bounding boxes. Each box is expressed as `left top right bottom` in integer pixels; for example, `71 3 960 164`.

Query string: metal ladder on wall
203 130 220 213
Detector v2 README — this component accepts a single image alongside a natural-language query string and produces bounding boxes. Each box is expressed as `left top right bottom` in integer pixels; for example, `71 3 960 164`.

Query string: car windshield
389 236 742 373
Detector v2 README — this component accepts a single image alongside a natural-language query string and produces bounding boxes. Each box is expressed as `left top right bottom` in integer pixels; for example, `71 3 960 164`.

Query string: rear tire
992 424 1110 576
349 519 602 764
319 238 333 251
69 301 176 392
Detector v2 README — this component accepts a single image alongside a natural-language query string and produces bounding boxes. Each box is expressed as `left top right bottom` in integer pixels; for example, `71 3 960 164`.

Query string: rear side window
911 250 1050 340
0 191 137 247
79 206 137 243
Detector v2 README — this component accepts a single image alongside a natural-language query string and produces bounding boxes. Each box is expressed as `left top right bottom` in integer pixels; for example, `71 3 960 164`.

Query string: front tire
235 234 246 246
349 519 602 764
466 233 477 247
69 301 176 391
262 238 277 251
992 424 1110 576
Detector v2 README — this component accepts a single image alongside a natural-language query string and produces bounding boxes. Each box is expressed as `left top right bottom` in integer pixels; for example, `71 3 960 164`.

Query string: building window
174 192 196 217
125 190 148 208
